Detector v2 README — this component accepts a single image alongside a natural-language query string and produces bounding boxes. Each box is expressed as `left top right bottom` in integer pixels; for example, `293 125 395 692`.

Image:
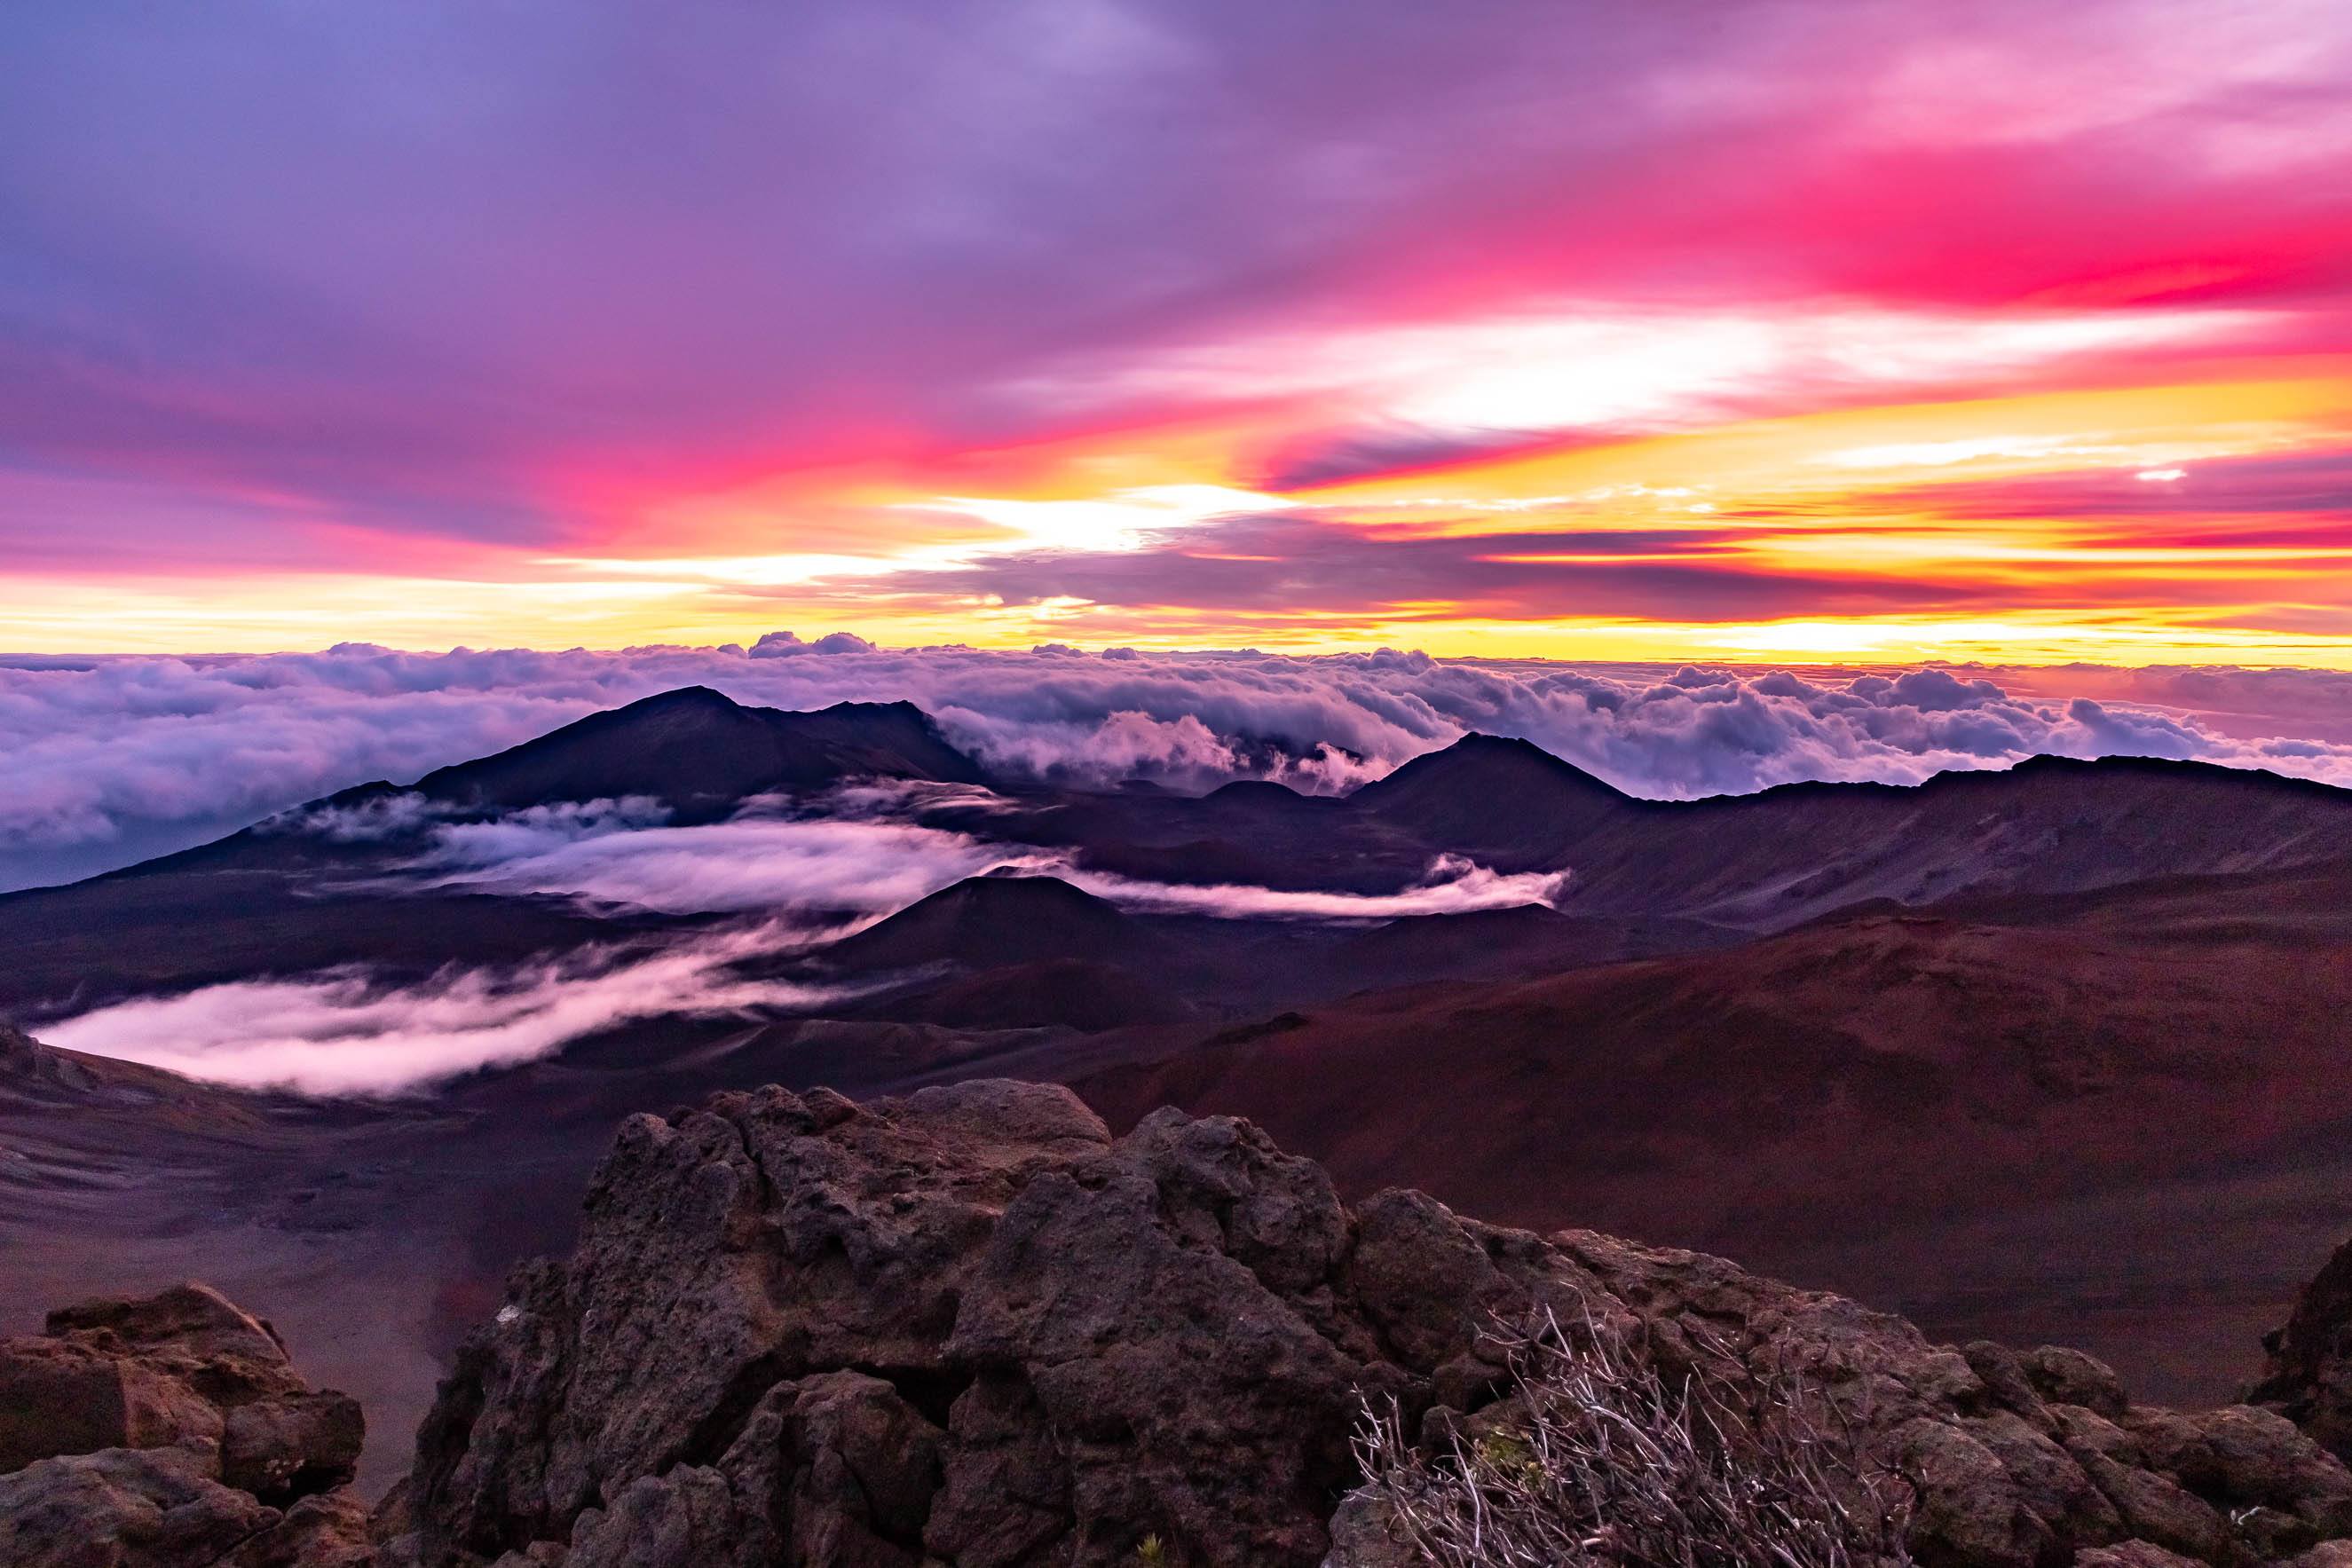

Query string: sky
4 0 2352 666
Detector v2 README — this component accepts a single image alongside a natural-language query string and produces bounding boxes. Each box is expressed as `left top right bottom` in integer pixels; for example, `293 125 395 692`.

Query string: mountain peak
412 689 987 814
627 683 743 713
826 874 1144 972
1347 732 1630 864
1370 732 1627 793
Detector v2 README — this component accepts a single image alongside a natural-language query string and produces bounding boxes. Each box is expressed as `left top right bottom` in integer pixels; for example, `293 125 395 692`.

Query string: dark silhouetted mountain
1546 752 2352 928
998 739 2352 921
825 875 1148 973
1347 733 1637 866
414 687 987 816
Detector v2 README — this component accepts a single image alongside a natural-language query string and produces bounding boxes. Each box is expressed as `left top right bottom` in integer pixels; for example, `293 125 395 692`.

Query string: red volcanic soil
1073 859 2352 1405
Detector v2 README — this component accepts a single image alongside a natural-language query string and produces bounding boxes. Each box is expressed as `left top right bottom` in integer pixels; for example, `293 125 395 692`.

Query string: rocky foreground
14 1081 2352 1567
0 1281 372 1564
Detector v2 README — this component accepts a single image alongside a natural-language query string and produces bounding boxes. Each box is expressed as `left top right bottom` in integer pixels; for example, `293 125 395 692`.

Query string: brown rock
223 1391 368 1503
403 1079 2352 1568
2077 1544 2208 1568
227 1491 382 1568
0 1282 375 1566
0 1281 341 1479
0 1446 276 1568
2284 1544 2352 1568
2024 1347 2132 1422
2256 1240 2352 1463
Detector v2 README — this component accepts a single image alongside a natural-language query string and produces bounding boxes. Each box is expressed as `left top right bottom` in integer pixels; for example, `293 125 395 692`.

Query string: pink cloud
7 642 2352 892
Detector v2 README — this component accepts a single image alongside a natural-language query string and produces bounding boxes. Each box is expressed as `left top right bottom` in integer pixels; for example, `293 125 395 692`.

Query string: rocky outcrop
0 1281 372 1566
396 1080 2352 1568
2255 1240 2352 1464
13 1084 2352 1567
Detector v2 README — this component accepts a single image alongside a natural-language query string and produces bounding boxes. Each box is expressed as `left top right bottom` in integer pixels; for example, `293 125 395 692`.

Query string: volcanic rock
0 1282 372 1566
2255 1239 2352 1462
400 1080 2352 1568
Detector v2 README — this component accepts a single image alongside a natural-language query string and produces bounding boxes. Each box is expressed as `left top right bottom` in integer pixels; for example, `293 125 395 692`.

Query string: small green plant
1473 1429 1545 1484
1135 1533 1168 1565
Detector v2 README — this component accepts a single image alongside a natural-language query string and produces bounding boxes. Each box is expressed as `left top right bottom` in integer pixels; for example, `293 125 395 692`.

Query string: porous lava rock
398 1080 2352 1568
2255 1240 2352 1464
0 1281 372 1566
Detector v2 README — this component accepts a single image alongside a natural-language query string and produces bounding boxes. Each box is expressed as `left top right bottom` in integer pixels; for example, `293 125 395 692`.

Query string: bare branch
1346 1308 1915 1568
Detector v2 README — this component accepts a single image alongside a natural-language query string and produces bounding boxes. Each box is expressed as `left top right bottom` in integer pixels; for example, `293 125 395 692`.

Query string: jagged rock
226 1492 382 1568
0 1281 361 1501
403 1080 2352 1568
2079 1544 2210 1568
0 1446 278 1567
2284 1546 2352 1568
0 1283 374 1566
2025 1347 2135 1422
225 1391 371 1501
2257 1241 2352 1462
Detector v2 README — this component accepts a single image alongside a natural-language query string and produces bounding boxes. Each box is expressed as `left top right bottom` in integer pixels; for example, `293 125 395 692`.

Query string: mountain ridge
410 686 989 816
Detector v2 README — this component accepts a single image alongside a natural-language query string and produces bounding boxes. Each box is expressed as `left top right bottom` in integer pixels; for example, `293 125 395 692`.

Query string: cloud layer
414 814 1044 917
8 641 2352 890
1062 856 1567 920
37 923 851 1096
36 788 1573 1093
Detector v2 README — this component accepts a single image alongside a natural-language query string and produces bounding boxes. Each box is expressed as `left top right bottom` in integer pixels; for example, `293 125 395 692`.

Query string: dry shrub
1348 1309 1914 1568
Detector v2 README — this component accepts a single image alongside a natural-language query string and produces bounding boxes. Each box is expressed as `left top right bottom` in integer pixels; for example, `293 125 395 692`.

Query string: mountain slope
1546 752 2352 929
0 690 989 1013
413 686 987 815
1071 855 2352 1400
1347 732 1638 866
823 874 1149 973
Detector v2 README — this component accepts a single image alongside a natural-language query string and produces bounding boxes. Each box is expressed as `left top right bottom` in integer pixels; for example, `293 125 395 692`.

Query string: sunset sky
5 0 2352 664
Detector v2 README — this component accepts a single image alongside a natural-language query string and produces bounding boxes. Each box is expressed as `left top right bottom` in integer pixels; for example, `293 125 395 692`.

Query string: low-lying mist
38 923 856 1096
39 785 1570 1091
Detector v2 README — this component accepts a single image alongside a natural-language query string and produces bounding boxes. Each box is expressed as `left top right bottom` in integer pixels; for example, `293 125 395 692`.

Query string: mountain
1347 732 1638 866
987 737 2352 923
817 875 1192 1029
1072 855 2352 1400
822 874 1148 973
1538 752 2352 929
1313 902 1733 992
0 689 988 1016
413 686 987 816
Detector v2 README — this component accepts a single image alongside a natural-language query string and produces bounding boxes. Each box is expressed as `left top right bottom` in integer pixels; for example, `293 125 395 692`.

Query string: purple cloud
4 0 2348 565
6 641 2352 892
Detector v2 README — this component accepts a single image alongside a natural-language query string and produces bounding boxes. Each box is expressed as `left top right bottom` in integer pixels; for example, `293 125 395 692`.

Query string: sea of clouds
8 637 2352 893
18 637 2352 1094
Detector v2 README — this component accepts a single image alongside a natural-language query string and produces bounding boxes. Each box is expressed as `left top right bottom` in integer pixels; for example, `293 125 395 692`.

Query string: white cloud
37 922 855 1096
1065 855 1566 919
414 796 673 866
4 641 2351 891
414 815 1052 916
